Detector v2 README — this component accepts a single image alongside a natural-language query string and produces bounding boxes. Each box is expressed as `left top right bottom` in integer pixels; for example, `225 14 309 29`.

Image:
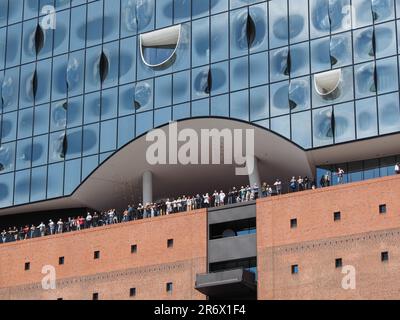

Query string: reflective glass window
356 97 378 139
47 162 64 199
64 159 82 195
100 119 117 153
118 115 135 148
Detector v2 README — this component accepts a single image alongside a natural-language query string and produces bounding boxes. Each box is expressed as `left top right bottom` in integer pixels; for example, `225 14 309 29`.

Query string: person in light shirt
219 191 226 206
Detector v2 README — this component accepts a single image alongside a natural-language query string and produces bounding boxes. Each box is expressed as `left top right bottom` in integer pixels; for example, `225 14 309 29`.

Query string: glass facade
0 0 400 209
317 154 400 186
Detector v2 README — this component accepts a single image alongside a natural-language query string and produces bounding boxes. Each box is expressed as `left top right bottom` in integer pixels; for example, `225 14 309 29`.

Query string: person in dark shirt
303 176 310 190
93 212 99 227
18 227 24 241
232 187 238 203
127 205 134 221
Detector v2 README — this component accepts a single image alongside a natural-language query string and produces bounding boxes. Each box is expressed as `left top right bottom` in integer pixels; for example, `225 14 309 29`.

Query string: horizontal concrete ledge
208 200 256 212
208 201 256 225
209 234 257 263
195 268 256 298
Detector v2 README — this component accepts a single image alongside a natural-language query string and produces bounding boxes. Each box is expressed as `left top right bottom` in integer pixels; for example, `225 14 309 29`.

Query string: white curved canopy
139 24 182 68
314 69 342 96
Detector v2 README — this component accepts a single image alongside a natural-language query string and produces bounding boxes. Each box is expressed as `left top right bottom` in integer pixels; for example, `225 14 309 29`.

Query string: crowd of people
3 164 398 244
0 174 319 244
319 168 345 187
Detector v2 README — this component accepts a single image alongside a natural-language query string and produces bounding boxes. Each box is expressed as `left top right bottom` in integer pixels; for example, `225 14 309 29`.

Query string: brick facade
2 176 400 300
257 175 400 300
0 210 207 300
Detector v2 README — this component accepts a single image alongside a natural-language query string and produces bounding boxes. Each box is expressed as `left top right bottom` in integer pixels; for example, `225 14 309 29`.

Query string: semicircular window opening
314 69 342 100
140 24 182 69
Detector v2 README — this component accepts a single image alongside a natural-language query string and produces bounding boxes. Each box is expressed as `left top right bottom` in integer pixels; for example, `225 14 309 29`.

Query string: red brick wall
0 210 207 300
3 175 400 300
257 175 400 300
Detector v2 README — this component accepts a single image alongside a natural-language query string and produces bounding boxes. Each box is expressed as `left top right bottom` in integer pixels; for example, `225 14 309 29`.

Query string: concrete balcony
195 268 256 299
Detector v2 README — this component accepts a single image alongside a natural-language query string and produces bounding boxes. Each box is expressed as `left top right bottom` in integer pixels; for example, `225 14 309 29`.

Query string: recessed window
92 293 99 300
94 251 100 260
335 258 343 268
166 282 173 292
381 251 389 262
379 204 387 214
291 265 299 274
59 257 64 265
290 219 297 229
334 211 341 221
130 288 136 297
131 244 137 254
167 239 174 248
24 262 30 271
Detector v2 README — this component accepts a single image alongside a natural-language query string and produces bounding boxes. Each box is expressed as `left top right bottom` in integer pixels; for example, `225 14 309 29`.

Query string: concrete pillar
247 155 261 189
142 171 153 204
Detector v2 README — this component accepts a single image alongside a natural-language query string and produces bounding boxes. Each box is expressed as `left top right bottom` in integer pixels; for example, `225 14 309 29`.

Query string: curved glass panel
32 135 48 167
0 143 15 173
270 81 289 117
271 115 290 139
310 0 330 38
354 27 375 63
289 0 308 43
378 92 400 134
2 68 20 111
289 78 310 112
375 22 396 58
270 47 290 82
290 42 310 77
356 97 378 139
134 80 154 112
292 111 312 148
30 166 47 202
355 62 376 98
211 12 229 63
372 0 394 23
67 51 84 96
310 37 331 73
14 170 30 205
250 85 269 121
269 0 288 48
16 138 32 170
329 0 351 33
330 32 352 67
51 101 67 132
353 0 373 28
18 108 33 139
313 107 334 147
334 102 355 143
376 56 398 94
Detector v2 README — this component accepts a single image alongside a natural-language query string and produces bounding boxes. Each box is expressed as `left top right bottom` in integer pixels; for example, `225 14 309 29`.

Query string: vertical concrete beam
248 156 261 190
142 171 153 205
